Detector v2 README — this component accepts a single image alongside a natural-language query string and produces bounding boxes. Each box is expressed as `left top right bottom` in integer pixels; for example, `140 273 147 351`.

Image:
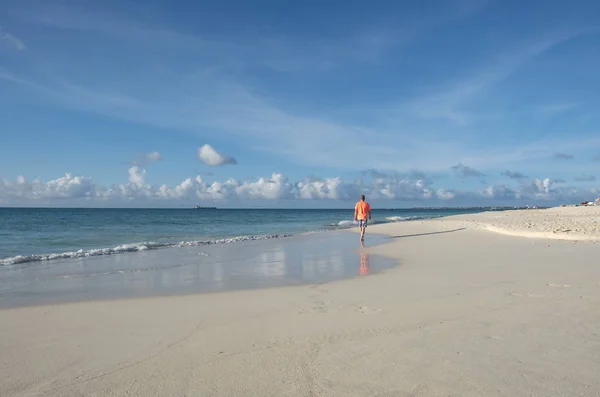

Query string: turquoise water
0 232 396 308
0 207 494 266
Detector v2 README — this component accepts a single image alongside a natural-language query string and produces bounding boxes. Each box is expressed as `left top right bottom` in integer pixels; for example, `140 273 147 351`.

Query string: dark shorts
358 219 368 228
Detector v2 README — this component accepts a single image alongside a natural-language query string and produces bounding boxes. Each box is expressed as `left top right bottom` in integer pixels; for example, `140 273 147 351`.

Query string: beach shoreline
0 231 396 309
2 206 600 396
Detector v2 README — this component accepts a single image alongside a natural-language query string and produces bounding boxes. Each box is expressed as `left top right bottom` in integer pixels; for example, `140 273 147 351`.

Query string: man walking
354 194 372 241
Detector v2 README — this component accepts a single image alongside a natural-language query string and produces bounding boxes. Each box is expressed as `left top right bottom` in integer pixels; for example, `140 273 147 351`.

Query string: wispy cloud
0 26 25 50
450 163 484 177
19 5 460 73
132 151 162 166
573 175 596 182
532 103 579 114
406 30 592 125
0 69 404 169
459 136 600 170
501 170 528 179
5 63 600 174
4 4 600 176
553 152 574 160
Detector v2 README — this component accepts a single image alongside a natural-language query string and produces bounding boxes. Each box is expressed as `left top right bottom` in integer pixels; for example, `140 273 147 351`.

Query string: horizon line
0 205 532 210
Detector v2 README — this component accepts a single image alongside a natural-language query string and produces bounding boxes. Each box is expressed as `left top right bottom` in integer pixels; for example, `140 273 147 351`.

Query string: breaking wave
1 215 427 266
331 215 422 229
384 216 421 222
0 234 293 266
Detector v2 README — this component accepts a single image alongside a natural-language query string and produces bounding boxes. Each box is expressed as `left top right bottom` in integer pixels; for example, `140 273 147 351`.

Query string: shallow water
0 207 493 265
0 232 396 308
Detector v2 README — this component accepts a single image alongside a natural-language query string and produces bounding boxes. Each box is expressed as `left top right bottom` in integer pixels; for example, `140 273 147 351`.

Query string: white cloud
3 35 599 174
2 11 600 177
128 166 146 187
482 184 516 200
236 173 292 199
1 173 95 203
296 177 352 200
0 7 504 173
435 188 456 200
534 178 554 194
480 176 600 203
145 151 161 162
132 151 162 166
507 178 557 200
198 144 237 166
1 168 598 207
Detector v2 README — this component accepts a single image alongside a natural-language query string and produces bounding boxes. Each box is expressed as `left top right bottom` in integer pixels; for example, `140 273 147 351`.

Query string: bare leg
360 227 365 240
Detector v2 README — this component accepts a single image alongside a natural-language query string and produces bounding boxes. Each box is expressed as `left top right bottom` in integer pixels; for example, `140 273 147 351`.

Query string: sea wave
385 216 422 222
335 220 358 228
331 215 422 229
0 233 294 266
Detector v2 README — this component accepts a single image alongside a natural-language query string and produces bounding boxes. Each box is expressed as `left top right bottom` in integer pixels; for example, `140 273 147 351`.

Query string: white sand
447 206 600 241
2 208 600 396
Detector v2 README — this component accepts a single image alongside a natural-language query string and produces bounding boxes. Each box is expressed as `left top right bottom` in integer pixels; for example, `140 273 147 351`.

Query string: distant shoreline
0 205 536 210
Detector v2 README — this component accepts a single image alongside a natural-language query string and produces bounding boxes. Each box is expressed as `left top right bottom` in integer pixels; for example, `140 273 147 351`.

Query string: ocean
0 207 494 266
0 207 506 307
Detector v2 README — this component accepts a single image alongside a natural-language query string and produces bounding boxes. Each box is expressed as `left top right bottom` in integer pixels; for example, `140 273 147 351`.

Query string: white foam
332 216 422 229
336 220 358 228
385 216 421 222
0 234 294 266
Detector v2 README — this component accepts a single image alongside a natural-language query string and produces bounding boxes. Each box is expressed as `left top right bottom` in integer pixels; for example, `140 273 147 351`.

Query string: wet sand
0 232 394 308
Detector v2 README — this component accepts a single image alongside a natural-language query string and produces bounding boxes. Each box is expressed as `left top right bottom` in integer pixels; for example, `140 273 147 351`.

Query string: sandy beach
2 206 600 396
447 206 600 241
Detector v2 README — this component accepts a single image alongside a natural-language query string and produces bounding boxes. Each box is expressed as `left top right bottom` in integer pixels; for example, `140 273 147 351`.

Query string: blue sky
1 0 599 207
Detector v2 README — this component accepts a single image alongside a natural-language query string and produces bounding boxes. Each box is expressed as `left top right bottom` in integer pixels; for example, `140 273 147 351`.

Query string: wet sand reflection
0 232 395 308
359 252 370 276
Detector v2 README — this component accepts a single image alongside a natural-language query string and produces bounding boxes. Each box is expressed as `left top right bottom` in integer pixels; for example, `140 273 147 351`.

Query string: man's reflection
359 252 370 276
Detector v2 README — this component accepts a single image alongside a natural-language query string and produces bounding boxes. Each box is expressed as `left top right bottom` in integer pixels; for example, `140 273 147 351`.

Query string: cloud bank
1 167 598 207
198 145 237 166
573 175 597 182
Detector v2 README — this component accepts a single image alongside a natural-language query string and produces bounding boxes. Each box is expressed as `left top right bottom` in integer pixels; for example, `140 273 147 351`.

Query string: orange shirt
355 201 371 220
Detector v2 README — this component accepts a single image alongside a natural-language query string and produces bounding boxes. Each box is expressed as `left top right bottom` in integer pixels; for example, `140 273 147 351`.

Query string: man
354 194 372 241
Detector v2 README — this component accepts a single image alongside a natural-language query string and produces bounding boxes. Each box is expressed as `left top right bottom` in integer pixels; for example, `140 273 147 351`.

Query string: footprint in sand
299 300 336 314
354 304 383 314
307 284 328 300
309 284 328 294
300 284 333 314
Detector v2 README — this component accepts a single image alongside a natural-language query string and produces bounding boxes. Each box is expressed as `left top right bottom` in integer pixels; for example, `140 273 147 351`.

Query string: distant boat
193 205 217 210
